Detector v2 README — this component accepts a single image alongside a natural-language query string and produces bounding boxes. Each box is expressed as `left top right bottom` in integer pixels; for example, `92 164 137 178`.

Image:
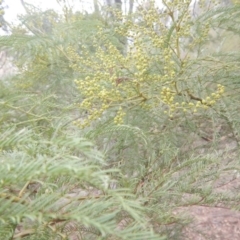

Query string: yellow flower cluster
162 84 225 117
161 86 178 117
114 107 126 125
69 1 226 127
232 0 240 5
202 84 225 106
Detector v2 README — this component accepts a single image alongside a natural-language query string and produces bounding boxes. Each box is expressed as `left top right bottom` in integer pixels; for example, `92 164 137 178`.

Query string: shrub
1 1 240 239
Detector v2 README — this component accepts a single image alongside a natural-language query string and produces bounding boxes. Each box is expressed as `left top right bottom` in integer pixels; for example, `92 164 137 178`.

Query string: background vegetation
1 0 240 239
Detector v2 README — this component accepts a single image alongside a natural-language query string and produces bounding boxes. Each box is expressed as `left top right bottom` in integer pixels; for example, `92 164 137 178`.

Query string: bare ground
172 131 240 240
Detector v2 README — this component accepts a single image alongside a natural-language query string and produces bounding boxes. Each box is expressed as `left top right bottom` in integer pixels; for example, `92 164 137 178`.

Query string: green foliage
1 0 240 239
70 1 229 128
0 0 6 31
0 124 161 239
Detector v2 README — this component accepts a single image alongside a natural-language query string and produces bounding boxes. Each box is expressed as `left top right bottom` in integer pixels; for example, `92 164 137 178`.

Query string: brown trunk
93 0 100 14
128 0 134 14
106 0 112 6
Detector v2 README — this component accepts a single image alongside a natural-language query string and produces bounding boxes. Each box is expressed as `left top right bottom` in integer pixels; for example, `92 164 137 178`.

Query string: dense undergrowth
1 0 240 239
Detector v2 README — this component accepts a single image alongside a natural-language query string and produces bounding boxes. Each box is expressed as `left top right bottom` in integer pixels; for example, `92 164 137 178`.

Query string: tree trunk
106 0 112 6
128 0 134 14
114 0 122 11
93 0 100 14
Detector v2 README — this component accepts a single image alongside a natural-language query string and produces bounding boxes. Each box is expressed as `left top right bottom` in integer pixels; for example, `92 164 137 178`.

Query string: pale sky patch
4 0 95 23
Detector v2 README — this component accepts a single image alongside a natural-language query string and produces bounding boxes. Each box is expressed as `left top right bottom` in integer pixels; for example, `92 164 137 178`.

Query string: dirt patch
174 205 240 240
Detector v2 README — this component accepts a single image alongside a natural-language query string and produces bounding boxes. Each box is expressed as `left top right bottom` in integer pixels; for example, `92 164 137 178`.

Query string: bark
93 0 100 14
114 0 122 10
128 0 134 14
106 0 112 6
